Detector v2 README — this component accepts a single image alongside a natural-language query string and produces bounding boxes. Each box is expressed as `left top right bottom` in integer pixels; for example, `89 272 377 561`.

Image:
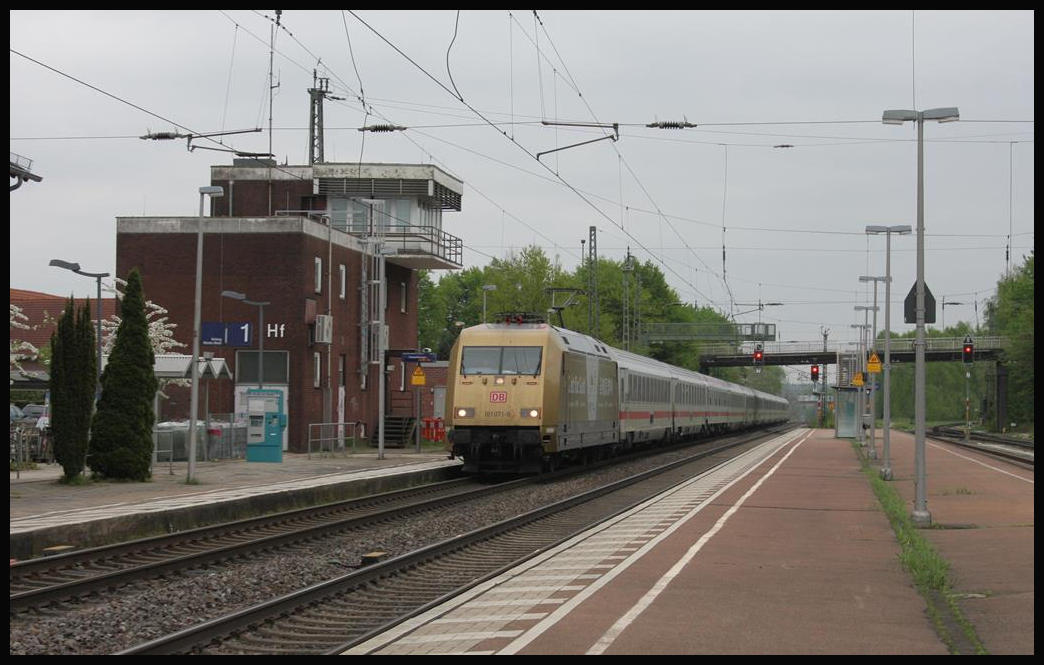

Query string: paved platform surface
10 448 461 559
348 428 1033 655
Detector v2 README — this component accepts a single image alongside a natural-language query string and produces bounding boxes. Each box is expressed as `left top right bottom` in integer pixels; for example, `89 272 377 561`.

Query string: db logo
489 391 508 403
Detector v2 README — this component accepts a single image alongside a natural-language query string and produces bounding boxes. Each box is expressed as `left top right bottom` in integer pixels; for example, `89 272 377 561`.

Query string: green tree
49 298 96 481
420 246 784 397
89 269 158 480
985 252 1034 426
418 266 488 359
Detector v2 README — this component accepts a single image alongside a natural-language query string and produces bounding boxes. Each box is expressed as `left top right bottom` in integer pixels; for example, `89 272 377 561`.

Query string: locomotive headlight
455 407 475 418
522 408 541 418
494 377 505 385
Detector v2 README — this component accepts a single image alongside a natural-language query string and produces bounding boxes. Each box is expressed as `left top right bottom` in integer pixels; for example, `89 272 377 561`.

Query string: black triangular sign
904 282 936 324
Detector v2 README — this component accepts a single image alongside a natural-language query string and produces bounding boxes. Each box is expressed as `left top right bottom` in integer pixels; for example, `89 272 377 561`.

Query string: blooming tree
101 277 186 356
10 304 40 383
102 278 188 395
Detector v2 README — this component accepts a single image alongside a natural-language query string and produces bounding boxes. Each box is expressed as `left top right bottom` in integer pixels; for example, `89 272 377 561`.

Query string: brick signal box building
116 161 463 452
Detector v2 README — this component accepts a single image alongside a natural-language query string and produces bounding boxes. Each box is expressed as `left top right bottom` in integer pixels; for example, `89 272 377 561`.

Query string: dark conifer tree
89 269 157 480
49 298 96 480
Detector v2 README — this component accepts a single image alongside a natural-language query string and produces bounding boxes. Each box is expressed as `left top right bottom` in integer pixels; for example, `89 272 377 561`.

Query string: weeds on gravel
855 444 988 655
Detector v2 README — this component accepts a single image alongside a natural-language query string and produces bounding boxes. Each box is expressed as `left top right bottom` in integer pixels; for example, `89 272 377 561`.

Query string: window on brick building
314 257 322 294
339 264 346 300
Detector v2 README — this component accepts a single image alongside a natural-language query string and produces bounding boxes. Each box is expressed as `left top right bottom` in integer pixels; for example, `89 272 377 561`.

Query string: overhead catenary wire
214 10 577 263
15 13 1029 325
527 12 726 311
8 47 308 185
345 10 713 308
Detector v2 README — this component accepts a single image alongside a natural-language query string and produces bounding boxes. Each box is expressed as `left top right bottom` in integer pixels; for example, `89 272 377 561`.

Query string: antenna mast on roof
267 9 282 215
308 70 343 165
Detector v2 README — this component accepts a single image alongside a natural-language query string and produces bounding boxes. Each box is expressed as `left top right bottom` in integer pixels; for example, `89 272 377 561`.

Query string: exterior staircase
374 415 416 448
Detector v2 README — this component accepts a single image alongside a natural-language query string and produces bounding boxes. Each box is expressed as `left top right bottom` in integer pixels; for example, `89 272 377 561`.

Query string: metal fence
151 414 247 472
308 421 363 458
10 423 49 478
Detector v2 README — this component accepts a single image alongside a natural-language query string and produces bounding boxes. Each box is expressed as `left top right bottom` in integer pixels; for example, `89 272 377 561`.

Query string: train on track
446 314 789 474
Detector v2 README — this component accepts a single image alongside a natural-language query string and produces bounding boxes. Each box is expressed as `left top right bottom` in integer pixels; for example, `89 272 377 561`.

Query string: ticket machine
245 389 286 462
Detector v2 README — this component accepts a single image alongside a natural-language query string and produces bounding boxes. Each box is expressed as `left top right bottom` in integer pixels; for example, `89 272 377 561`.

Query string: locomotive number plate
489 391 508 403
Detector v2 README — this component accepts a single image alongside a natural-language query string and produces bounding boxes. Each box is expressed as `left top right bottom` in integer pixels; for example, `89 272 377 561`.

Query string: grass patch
59 473 92 486
855 443 988 655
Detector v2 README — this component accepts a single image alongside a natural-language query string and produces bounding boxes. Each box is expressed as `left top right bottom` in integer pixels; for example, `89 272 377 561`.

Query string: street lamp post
482 284 497 323
850 321 871 447
48 260 110 399
221 291 270 389
883 106 958 526
187 185 225 484
856 299 880 460
865 225 911 480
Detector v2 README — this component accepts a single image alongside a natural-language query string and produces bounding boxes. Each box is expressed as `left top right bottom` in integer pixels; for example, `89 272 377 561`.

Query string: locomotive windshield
461 346 542 376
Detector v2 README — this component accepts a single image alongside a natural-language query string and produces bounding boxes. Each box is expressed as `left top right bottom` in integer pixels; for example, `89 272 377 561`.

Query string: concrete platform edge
10 466 459 560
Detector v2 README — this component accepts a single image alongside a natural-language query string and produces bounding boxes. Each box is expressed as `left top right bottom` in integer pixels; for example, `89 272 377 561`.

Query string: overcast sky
10 10 1034 353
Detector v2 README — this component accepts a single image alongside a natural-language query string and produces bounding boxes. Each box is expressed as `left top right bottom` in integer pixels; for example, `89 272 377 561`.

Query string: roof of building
9 288 118 351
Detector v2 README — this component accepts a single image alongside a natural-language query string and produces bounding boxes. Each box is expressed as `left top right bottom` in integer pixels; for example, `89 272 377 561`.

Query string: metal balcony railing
275 211 463 268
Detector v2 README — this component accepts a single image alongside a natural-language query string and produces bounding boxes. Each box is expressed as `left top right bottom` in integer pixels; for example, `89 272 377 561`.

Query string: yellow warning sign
852 372 864 387
411 366 426 386
867 352 882 374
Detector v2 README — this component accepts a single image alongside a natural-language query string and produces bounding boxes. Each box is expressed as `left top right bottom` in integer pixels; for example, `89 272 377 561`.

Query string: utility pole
308 71 328 165
267 9 282 216
308 69 344 165
820 327 829 427
622 248 633 351
588 226 598 337
580 238 586 333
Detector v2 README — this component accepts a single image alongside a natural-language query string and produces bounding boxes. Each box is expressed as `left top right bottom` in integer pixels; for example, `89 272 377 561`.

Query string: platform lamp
883 106 959 526
221 291 270 390
482 284 497 323
187 185 224 484
48 259 109 400
865 225 911 481
854 304 879 459
849 322 871 447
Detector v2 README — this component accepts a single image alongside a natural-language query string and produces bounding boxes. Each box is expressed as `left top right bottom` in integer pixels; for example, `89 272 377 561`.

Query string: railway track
9 477 515 612
119 425 793 654
929 425 1034 467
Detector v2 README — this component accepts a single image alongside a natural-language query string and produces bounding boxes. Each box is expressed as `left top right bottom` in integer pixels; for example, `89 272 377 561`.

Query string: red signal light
810 365 819 381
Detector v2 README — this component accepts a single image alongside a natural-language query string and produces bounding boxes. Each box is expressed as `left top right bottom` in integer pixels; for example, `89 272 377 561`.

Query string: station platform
10 448 461 560
347 428 1033 655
